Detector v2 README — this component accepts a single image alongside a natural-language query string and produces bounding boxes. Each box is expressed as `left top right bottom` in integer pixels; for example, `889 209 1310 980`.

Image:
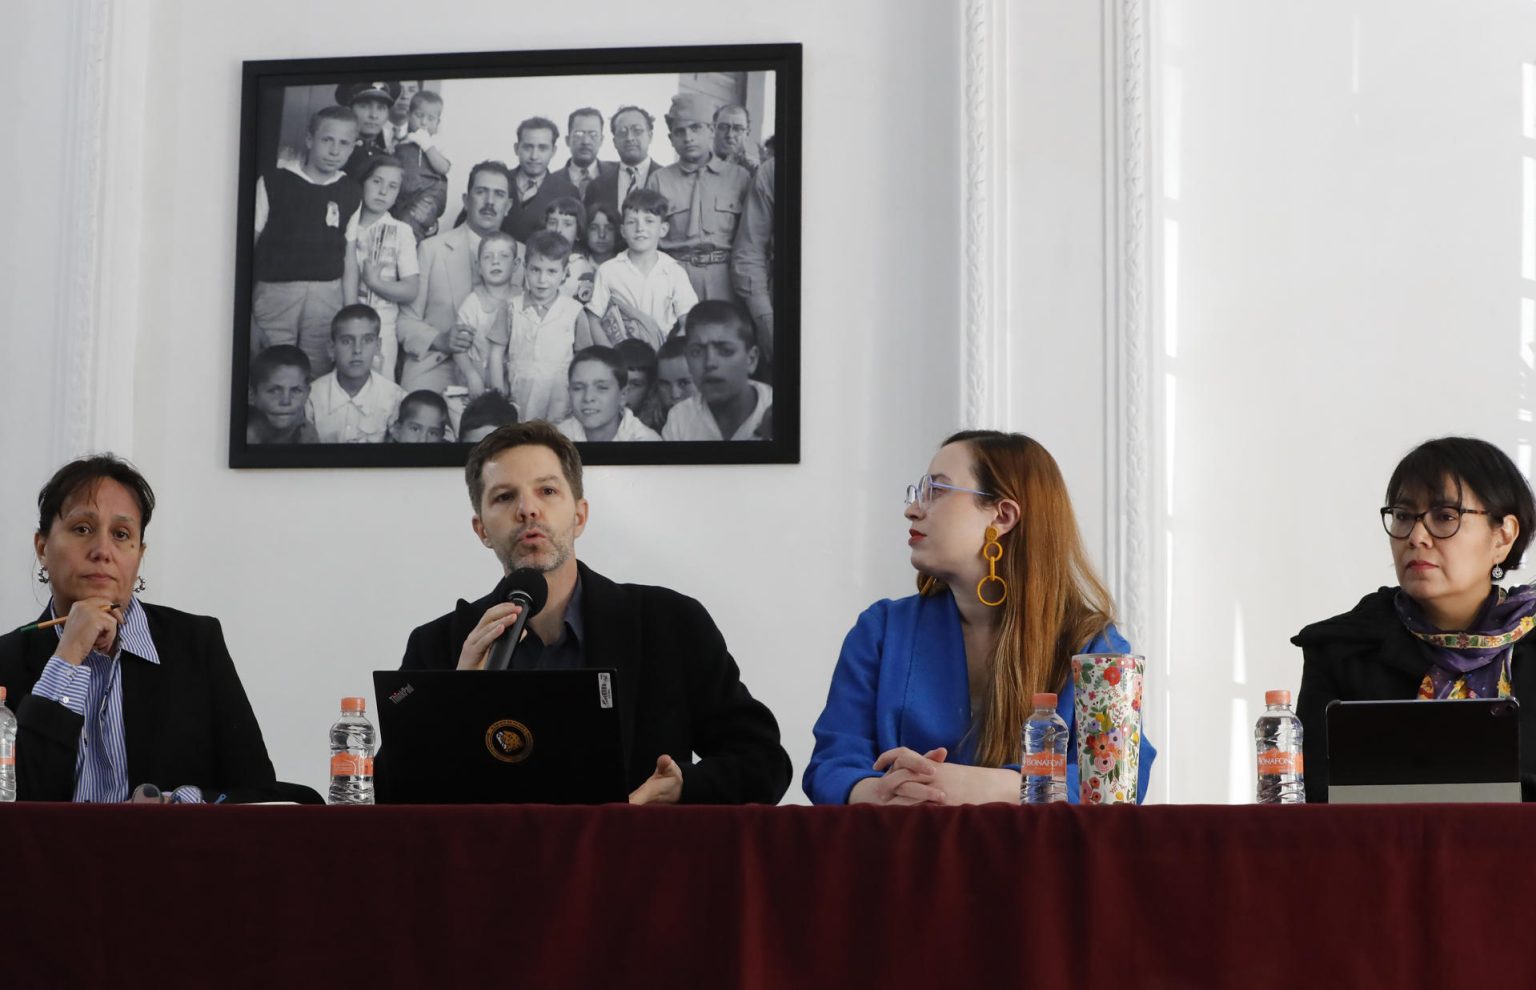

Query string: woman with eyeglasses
803 430 1157 805
1294 437 1536 803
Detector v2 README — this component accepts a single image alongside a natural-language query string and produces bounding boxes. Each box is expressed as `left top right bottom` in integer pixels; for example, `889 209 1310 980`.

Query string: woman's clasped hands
852 746 951 805
851 746 1027 806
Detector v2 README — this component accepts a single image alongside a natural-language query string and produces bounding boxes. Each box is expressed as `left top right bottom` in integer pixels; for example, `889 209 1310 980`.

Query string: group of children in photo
246 77 776 446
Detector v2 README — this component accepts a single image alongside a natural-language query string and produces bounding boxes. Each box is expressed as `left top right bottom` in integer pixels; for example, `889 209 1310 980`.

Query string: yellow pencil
13 602 123 634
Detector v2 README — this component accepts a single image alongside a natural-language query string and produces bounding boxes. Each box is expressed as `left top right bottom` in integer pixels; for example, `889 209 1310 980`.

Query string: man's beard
493 526 572 574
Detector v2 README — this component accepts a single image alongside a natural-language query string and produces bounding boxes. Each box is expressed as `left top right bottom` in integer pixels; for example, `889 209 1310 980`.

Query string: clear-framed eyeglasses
1380 504 1491 540
904 474 994 509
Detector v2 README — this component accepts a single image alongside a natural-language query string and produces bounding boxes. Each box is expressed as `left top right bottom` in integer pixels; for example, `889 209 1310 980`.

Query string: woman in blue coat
804 430 1156 805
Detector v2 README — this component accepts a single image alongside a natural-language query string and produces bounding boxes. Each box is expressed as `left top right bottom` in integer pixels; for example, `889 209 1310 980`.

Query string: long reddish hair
917 431 1117 767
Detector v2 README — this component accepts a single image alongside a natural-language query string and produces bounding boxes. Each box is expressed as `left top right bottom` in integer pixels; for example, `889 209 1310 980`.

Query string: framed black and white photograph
229 44 800 468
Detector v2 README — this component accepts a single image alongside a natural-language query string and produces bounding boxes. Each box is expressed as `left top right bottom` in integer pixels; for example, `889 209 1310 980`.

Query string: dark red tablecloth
5 802 1535 987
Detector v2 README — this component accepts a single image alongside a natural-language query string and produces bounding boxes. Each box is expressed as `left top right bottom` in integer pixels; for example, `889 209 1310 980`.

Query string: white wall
1154 0 1536 802
95 0 962 798
0 2 78 595
27 0 1524 808
1004 1 1114 569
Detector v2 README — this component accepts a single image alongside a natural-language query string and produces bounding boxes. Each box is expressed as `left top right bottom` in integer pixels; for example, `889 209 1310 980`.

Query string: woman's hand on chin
54 597 123 665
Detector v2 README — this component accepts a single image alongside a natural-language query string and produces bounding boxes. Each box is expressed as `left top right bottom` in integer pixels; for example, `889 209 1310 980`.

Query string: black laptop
1326 698 1521 804
372 669 626 804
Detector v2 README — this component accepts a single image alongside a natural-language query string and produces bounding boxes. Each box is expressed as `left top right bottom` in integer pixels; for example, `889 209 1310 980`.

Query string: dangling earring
1492 564 1506 581
36 563 49 584
976 526 1008 607
135 576 147 594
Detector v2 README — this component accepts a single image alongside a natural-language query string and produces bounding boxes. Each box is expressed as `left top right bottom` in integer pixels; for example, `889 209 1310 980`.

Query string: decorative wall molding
959 0 1154 645
960 0 1005 428
53 0 112 462
51 0 149 462
91 6 151 457
1107 0 1152 647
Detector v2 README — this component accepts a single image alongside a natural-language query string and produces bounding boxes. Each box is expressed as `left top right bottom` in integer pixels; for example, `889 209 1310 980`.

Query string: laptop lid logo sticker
485 719 534 763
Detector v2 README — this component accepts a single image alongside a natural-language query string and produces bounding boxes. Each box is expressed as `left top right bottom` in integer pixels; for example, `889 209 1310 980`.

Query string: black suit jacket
583 158 659 221
1294 586 1536 803
544 159 618 208
393 562 791 804
0 604 277 802
503 166 576 244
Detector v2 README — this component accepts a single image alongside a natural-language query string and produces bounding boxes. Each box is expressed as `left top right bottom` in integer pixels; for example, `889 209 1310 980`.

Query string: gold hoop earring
976 526 1008 607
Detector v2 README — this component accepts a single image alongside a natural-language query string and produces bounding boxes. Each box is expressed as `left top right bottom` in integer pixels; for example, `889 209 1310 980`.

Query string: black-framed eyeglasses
1380 504 1491 540
904 474 994 509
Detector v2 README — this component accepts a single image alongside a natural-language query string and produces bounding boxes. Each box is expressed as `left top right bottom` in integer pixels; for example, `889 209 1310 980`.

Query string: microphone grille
497 567 549 617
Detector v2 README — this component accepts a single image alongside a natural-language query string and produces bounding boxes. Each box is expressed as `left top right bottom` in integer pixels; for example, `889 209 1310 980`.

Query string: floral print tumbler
1071 653 1144 805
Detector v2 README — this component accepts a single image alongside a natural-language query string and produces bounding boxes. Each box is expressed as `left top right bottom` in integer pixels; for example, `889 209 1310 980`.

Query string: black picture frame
230 43 800 468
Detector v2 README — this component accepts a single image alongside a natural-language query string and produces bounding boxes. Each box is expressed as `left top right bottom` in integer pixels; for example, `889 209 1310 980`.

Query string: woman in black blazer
0 454 278 803
1294 437 1536 802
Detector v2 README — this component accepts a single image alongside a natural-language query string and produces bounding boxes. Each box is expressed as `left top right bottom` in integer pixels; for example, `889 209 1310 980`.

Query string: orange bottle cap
0 686 6 702
341 696 367 713
1033 692 1058 708
1264 689 1291 706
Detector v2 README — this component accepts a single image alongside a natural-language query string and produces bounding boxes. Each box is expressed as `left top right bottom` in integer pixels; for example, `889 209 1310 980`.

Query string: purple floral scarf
1395 584 1536 699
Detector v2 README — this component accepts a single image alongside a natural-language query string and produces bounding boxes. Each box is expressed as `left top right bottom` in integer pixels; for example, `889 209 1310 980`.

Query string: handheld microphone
484 568 549 671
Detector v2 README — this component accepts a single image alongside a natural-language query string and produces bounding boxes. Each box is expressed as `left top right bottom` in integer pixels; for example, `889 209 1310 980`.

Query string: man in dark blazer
542 107 619 206
583 104 662 222
502 116 569 244
388 421 791 805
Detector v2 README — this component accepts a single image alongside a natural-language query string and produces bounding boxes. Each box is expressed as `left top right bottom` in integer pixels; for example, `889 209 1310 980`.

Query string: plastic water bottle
328 697 375 806
1020 692 1069 804
1254 689 1305 804
0 686 15 803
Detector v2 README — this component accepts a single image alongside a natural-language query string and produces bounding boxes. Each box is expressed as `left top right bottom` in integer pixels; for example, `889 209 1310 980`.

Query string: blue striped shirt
31 597 203 804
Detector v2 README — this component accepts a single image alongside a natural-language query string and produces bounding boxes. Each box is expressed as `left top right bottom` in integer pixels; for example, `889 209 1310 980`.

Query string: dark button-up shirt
511 577 586 670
